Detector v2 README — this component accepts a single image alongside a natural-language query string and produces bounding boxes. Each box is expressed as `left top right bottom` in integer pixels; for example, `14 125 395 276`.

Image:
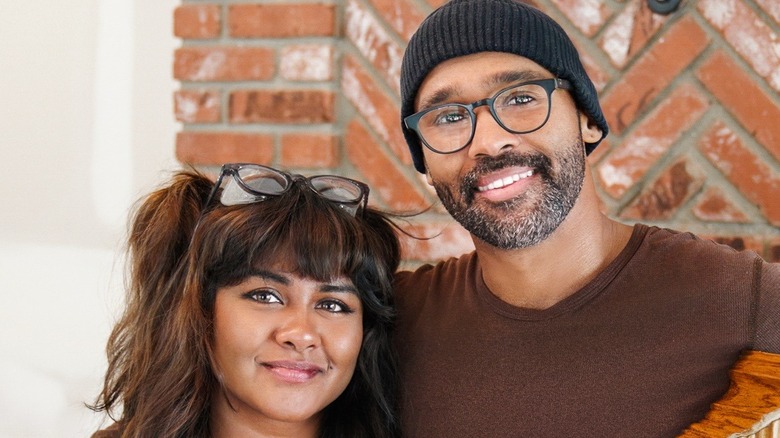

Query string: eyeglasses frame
404 77 572 155
205 163 370 217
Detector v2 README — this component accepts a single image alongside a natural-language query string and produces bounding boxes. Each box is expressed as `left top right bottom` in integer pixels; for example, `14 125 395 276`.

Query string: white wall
0 0 179 436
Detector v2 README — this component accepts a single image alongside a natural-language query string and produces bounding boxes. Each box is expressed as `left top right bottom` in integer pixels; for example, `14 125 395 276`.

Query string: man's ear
579 113 603 143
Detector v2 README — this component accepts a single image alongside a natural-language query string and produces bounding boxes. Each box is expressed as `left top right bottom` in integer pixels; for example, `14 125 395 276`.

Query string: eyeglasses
206 163 370 217
404 78 572 155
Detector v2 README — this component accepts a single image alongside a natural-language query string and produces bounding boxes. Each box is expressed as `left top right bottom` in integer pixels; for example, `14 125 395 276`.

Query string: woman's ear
579 113 603 143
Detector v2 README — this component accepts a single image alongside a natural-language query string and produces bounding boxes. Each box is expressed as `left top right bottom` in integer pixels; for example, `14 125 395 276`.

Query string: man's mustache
460 152 553 203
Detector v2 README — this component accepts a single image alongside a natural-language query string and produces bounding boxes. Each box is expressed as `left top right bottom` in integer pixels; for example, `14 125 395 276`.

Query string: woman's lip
261 361 324 383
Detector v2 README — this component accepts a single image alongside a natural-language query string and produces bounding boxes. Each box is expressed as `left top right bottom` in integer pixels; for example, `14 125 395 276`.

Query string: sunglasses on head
206 163 370 217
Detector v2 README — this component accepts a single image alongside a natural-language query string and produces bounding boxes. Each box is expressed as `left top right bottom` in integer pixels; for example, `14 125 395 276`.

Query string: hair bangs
246 189 367 283
197 186 369 296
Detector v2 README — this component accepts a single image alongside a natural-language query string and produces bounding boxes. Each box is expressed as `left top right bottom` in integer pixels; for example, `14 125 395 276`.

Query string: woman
90 163 400 437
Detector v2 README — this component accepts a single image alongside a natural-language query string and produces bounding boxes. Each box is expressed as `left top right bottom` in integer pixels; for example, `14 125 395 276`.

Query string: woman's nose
273 310 319 352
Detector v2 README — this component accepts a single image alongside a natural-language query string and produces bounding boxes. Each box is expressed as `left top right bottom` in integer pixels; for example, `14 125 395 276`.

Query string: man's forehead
415 52 553 109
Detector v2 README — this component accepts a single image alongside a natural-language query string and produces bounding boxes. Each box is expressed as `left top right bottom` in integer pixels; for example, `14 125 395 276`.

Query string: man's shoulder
631 225 780 297
642 225 766 264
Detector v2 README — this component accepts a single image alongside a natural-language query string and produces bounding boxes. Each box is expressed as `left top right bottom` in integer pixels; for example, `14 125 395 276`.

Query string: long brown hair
91 169 400 438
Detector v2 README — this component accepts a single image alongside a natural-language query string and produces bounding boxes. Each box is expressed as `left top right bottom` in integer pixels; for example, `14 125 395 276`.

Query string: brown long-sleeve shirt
394 224 780 437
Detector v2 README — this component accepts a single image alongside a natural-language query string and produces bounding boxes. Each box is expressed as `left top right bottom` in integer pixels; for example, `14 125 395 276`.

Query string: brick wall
173 0 780 264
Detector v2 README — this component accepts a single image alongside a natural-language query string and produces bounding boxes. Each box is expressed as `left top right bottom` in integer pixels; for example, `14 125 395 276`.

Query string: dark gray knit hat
400 0 608 173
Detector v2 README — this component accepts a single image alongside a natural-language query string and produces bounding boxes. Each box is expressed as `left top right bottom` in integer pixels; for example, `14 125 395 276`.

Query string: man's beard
431 137 586 250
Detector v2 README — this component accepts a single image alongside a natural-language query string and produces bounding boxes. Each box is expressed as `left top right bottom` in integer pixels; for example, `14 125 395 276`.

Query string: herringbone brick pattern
173 0 780 264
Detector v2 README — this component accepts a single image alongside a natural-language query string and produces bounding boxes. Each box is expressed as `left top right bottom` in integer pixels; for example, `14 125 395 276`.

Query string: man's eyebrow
488 70 547 87
418 86 458 111
416 70 549 110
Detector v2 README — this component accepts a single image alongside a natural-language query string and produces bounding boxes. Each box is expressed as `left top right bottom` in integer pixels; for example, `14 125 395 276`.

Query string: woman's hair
91 169 401 438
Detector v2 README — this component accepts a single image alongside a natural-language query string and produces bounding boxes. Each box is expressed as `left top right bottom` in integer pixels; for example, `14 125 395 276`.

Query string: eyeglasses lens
237 167 288 194
494 83 550 132
309 176 362 203
417 82 551 153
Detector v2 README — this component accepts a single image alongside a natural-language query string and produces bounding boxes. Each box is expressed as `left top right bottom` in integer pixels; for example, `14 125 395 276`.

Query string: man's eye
244 289 282 304
504 93 534 105
426 107 469 126
435 112 465 125
316 300 354 314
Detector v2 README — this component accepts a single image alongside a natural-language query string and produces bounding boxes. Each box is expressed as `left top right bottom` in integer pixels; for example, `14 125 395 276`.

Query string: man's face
414 52 600 249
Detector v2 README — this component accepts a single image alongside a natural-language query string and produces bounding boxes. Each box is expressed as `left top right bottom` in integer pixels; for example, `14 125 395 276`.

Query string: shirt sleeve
753 258 780 352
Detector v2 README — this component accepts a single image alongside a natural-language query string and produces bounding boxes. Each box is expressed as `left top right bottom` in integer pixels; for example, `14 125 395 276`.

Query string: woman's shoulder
91 422 123 438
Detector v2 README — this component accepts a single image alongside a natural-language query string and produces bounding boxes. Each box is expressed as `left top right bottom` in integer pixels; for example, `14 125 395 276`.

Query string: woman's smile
260 360 325 383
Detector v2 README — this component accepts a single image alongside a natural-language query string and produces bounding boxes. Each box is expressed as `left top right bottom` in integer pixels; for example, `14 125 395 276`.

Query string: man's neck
474 189 633 310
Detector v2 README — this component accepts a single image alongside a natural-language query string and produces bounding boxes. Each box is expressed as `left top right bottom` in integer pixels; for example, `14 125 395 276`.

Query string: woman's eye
244 289 282 304
316 300 354 314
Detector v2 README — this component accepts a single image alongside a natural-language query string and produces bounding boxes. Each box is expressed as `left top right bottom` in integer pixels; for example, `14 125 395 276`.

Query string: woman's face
211 264 363 433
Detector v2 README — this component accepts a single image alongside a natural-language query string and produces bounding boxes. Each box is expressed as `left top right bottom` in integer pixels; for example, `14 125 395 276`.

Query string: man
392 0 780 436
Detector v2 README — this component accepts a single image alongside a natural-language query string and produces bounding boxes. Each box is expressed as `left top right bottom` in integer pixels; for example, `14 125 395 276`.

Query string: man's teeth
478 170 534 191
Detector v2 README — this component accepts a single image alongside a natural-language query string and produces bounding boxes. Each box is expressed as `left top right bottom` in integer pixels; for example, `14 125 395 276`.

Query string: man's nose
467 105 520 159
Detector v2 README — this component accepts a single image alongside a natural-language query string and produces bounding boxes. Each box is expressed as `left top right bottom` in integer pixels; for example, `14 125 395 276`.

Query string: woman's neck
210 392 321 438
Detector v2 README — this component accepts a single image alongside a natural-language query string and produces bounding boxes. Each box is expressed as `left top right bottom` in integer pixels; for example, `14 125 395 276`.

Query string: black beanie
400 0 608 173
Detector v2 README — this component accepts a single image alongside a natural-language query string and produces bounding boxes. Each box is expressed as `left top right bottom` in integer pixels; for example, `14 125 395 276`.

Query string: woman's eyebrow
248 269 290 285
319 284 359 295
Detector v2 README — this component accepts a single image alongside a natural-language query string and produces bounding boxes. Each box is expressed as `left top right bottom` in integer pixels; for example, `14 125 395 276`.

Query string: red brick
174 47 274 81
229 90 335 124
345 119 429 211
599 0 666 68
768 237 780 262
597 83 708 199
697 51 780 163
587 138 610 165
692 187 750 223
699 122 780 226
280 133 339 168
176 131 274 165
368 0 426 41
698 0 780 91
174 4 221 39
342 55 410 164
228 4 335 38
345 0 404 95
756 0 780 26
573 40 610 92
701 235 763 255
174 90 220 123
601 17 709 134
551 0 612 37
425 0 447 8
280 45 333 82
620 158 704 221
398 220 474 263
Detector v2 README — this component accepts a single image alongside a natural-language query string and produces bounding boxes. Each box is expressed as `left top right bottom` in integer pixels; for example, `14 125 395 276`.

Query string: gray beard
432 138 586 250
